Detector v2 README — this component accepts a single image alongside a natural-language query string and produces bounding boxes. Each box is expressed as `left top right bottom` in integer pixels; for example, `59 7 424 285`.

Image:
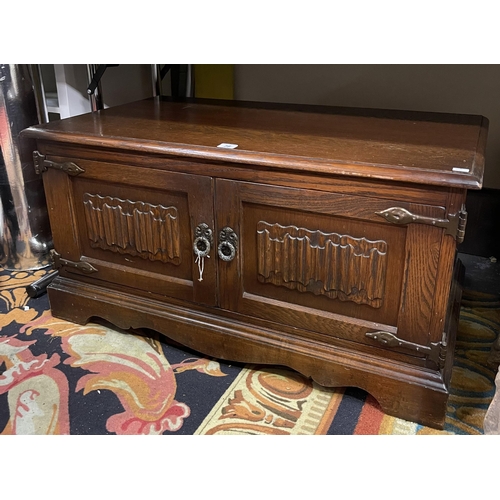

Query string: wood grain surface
23 97 488 189
27 97 486 429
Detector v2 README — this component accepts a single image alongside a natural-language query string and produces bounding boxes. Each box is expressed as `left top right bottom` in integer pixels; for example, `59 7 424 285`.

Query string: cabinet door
42 155 217 306
216 179 445 350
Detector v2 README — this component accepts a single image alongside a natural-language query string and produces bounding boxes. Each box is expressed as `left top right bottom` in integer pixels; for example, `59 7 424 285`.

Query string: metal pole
86 64 104 112
151 64 162 97
29 64 49 124
0 64 53 270
186 64 193 97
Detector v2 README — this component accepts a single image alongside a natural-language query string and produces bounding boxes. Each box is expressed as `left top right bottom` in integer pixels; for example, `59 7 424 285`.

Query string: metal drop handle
193 223 213 281
218 227 238 262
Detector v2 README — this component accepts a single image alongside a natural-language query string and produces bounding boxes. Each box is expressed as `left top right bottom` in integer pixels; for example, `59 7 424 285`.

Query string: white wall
234 64 500 189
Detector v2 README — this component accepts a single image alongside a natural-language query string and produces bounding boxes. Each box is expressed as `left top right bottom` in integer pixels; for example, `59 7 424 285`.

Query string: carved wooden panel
257 222 387 308
83 193 181 264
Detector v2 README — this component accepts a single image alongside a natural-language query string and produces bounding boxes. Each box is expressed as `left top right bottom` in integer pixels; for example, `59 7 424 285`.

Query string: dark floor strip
327 387 368 435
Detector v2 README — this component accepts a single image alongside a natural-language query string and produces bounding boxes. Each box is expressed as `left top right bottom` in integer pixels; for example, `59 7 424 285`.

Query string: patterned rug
1 268 499 435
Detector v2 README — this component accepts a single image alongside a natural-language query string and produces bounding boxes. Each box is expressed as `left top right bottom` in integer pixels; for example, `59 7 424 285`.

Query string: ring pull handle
193 223 213 281
218 227 238 262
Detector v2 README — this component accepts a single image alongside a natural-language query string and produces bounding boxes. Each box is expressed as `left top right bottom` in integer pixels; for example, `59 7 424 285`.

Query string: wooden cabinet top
24 97 488 189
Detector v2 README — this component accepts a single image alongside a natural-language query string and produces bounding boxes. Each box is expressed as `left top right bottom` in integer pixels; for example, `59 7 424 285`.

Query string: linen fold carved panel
256 222 387 308
83 193 181 264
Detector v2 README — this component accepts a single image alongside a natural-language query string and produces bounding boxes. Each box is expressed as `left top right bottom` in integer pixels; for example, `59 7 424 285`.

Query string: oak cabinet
24 98 488 428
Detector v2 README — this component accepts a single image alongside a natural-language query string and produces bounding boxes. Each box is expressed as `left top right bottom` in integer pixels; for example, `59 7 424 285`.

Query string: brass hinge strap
50 250 98 274
33 151 85 176
366 331 445 369
375 205 467 243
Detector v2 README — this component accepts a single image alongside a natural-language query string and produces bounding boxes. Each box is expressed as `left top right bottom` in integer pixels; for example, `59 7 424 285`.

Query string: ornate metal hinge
376 205 468 243
33 151 85 176
366 330 446 369
50 249 98 274
454 205 468 244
